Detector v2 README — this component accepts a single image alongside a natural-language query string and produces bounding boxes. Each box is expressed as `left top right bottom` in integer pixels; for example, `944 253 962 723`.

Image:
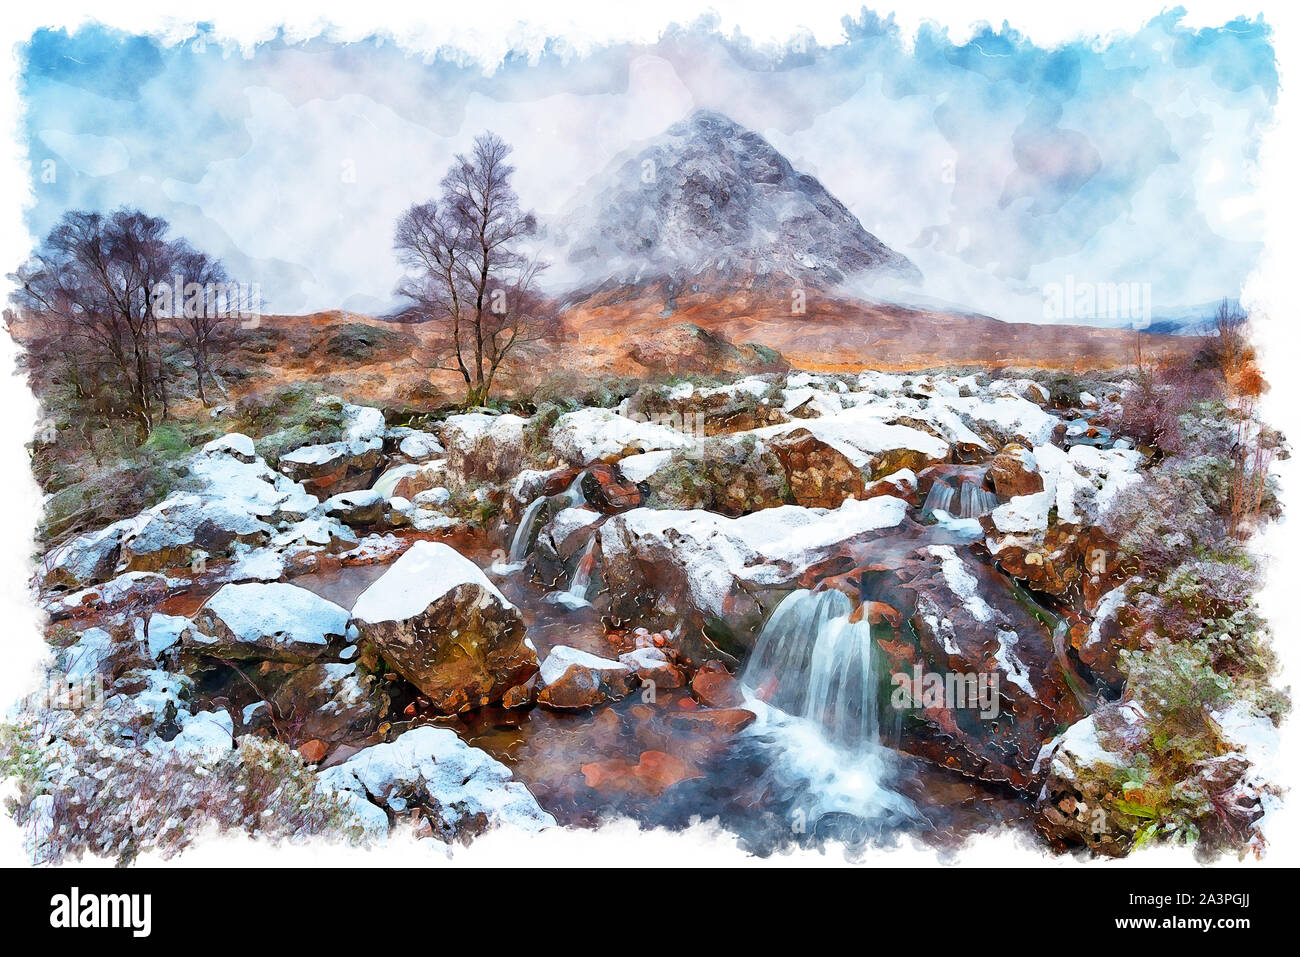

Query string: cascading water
742 589 879 752
920 481 955 519
739 588 915 834
957 482 999 519
508 495 549 563
922 480 999 520
507 471 587 564
563 537 598 603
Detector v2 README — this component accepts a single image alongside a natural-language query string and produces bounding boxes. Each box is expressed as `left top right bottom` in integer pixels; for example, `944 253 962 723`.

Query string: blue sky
16 8 1276 322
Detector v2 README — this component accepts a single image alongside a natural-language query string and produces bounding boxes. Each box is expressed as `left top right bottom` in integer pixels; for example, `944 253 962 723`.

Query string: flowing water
922 479 999 520
286 529 1030 855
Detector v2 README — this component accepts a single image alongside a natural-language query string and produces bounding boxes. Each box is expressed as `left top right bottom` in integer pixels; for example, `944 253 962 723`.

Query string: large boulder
277 440 384 497
872 544 1086 790
440 412 529 485
641 434 790 516
350 541 538 713
986 443 1044 497
600 496 910 661
757 407 949 496
185 582 351 664
120 494 274 572
550 407 697 465
40 519 134 589
318 726 554 837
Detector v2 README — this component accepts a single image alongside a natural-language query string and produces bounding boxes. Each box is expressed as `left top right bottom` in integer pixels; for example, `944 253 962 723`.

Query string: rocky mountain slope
550 110 920 293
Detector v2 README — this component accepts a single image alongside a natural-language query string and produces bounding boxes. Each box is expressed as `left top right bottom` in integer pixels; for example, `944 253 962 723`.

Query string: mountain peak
552 111 920 292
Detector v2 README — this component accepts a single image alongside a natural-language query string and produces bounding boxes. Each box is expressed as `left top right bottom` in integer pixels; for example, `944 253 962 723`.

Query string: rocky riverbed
7 368 1281 861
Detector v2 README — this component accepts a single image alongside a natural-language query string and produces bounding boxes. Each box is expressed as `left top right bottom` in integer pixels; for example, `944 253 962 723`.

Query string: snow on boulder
277 440 384 497
40 518 135 589
201 432 256 462
186 581 351 663
441 412 529 485
351 541 537 713
600 496 910 651
397 431 444 461
536 645 635 710
120 494 275 572
759 406 949 478
319 725 554 835
617 449 674 484
549 407 697 466
945 394 1058 447
322 488 389 526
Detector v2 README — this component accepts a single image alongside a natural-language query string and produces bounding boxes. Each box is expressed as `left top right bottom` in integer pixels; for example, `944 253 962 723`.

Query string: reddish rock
986 443 1044 498
581 464 644 514
770 428 865 509
298 739 328 763
536 646 636 710
664 707 756 736
580 750 702 796
691 660 745 708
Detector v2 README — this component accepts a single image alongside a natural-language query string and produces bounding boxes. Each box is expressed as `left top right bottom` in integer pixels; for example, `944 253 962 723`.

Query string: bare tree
394 132 554 407
11 209 232 430
164 244 237 407
1201 297 1248 381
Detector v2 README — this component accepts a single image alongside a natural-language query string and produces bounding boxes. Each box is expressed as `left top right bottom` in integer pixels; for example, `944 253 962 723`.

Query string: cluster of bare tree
394 132 555 407
10 209 243 431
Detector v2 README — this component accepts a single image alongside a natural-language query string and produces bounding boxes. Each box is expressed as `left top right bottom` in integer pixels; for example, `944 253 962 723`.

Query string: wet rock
619 646 685 690
351 541 537 713
270 662 390 743
536 645 635 710
580 750 702 796
185 582 351 664
879 544 1086 791
987 443 1044 498
691 660 745 707
662 707 756 736
580 463 644 513
502 675 538 709
278 440 384 497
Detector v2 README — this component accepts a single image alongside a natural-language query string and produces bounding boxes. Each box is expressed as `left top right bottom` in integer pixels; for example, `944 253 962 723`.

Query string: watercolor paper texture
0 5 1289 865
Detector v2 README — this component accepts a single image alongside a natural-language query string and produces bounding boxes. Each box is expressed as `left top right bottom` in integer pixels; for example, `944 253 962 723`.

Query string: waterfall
565 537 598 602
957 482 999 519
507 471 588 564
742 589 881 753
920 481 955 519
922 480 998 520
508 494 549 563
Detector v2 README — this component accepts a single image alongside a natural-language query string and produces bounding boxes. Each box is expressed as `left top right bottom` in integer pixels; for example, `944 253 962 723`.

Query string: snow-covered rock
550 408 697 465
319 726 554 834
351 541 537 712
186 582 351 663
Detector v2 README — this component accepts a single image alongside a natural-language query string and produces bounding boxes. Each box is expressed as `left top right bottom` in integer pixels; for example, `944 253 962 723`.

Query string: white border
0 0 1296 868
